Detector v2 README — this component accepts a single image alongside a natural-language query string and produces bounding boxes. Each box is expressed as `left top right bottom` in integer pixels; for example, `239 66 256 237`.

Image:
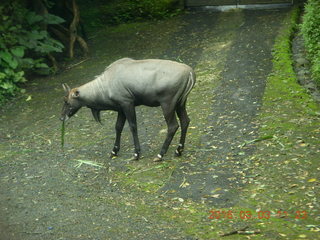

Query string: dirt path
0 8 291 240
160 9 284 207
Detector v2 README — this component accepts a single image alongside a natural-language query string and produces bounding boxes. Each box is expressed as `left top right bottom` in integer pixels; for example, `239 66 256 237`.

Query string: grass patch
236 7 320 239
113 160 177 193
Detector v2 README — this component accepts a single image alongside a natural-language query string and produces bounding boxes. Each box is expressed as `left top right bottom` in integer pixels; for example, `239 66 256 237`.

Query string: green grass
232 7 320 239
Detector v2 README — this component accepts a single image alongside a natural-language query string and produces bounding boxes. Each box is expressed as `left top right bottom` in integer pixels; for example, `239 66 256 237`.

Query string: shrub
0 2 64 102
301 0 320 87
80 0 181 26
105 0 181 24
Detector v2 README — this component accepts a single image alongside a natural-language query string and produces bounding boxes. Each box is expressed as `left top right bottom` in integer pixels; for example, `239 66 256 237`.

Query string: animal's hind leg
110 111 126 158
175 102 190 156
156 103 179 161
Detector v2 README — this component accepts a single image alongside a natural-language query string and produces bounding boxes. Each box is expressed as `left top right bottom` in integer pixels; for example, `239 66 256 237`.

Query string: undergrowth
301 0 320 87
79 0 182 29
0 2 64 103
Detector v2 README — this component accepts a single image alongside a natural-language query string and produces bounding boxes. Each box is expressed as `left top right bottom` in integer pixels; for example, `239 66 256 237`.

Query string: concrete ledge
189 3 293 11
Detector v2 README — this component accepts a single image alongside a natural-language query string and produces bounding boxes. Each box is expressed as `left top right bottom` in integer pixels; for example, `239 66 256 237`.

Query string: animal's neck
78 77 112 109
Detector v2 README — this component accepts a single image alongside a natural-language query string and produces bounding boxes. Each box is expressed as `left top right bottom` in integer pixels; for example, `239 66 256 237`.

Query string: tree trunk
30 0 89 60
68 0 88 58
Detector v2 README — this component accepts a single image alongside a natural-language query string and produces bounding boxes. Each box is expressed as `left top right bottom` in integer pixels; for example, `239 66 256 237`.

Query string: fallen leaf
250 193 257 198
308 178 317 183
211 187 222 193
211 194 220 198
180 182 190 188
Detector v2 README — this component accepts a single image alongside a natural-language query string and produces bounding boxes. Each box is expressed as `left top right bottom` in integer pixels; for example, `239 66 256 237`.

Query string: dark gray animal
61 58 196 161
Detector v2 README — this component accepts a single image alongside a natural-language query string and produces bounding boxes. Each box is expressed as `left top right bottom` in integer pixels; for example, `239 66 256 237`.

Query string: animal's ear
62 83 71 93
71 89 80 98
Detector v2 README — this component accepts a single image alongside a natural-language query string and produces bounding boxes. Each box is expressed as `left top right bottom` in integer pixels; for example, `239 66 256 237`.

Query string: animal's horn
62 83 71 93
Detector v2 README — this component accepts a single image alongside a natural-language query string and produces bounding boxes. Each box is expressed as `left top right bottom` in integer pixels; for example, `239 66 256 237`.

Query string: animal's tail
180 70 196 106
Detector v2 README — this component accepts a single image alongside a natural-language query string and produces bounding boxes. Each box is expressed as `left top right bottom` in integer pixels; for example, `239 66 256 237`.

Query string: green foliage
80 0 181 27
0 2 64 102
264 7 318 129
301 0 320 87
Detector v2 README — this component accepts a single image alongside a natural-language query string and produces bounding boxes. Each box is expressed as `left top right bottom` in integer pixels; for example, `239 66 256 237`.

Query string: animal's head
60 83 82 121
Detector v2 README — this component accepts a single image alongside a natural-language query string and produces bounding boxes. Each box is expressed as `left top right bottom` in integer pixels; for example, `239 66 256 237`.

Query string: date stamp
209 210 307 220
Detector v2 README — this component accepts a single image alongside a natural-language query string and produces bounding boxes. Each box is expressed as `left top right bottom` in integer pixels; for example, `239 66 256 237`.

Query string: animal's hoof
110 151 118 158
175 144 183 157
133 153 140 161
153 154 163 162
175 149 182 157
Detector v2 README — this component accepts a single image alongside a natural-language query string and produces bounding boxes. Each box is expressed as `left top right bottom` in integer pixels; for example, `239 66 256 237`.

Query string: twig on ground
66 58 89 69
238 135 273 148
75 160 105 168
179 177 187 188
219 226 261 237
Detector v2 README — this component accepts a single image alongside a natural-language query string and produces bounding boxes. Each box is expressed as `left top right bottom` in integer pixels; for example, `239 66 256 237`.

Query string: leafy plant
301 0 320 87
80 0 181 26
0 2 64 102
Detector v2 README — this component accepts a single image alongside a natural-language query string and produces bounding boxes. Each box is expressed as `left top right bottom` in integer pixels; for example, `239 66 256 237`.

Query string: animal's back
107 58 192 88
100 58 195 106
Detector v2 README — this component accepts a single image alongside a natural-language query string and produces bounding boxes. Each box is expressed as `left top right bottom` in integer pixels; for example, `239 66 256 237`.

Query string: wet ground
1 7 317 240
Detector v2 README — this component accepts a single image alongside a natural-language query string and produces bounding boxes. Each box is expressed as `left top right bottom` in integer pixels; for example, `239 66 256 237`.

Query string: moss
131 198 218 239
235 7 320 239
260 7 318 134
113 160 177 193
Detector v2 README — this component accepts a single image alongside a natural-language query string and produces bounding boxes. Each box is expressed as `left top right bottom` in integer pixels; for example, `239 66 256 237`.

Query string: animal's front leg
110 111 126 158
122 104 141 160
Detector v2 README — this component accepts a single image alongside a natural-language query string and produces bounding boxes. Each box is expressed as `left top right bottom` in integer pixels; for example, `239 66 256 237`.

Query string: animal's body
61 58 196 161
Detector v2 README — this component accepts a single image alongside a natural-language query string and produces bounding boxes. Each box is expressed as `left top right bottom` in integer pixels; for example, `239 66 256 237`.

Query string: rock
296 57 309 67
305 83 317 91
295 53 304 59
298 70 309 76
313 92 320 103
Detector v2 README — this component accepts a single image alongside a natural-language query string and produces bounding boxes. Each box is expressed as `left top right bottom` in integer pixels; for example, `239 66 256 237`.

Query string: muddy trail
0 8 291 240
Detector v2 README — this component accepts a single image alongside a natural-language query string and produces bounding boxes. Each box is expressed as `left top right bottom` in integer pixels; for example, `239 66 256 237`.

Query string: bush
80 0 181 27
301 0 320 87
0 2 64 102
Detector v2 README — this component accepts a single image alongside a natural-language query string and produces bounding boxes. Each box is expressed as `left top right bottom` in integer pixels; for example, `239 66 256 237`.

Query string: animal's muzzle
60 115 69 122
